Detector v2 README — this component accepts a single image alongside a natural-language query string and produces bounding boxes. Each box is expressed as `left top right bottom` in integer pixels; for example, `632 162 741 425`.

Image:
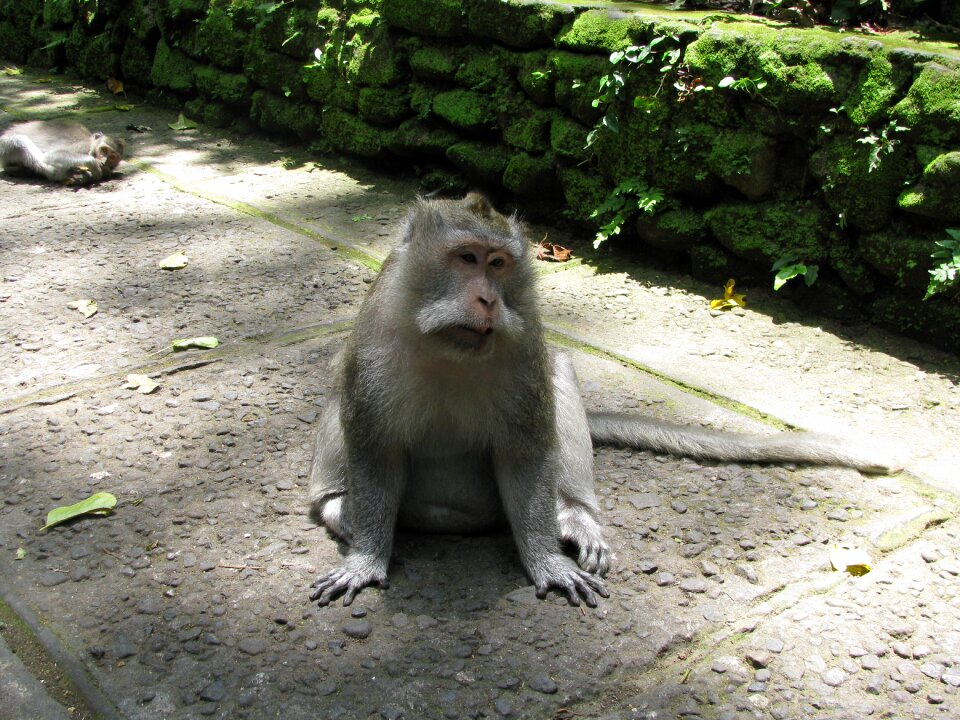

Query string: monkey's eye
489 257 506 269
460 252 478 264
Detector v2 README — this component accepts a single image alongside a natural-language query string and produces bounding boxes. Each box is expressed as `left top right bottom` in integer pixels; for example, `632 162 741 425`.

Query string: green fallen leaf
15 547 26 560
3 66 23 76
171 336 219 351
42 492 117 531
168 113 199 131
124 373 160 394
158 251 189 270
67 299 98 318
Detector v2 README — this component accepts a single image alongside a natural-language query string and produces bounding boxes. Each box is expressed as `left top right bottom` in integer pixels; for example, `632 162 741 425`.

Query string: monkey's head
393 193 536 361
90 132 125 176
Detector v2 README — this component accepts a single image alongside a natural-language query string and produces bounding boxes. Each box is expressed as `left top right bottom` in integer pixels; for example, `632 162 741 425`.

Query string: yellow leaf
709 279 746 311
106 77 125 95
124 374 160 394
829 547 872 576
67 299 98 318
158 251 189 270
3 66 23 76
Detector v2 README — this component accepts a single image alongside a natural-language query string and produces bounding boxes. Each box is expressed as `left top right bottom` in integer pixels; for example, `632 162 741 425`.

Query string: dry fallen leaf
106 77 125 95
709 279 747 312
124 373 160 394
67 299 98 318
158 251 189 270
829 546 872 576
536 236 573 262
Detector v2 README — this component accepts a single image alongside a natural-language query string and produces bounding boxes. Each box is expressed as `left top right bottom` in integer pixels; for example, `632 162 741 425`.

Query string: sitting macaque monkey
308 193 898 608
0 120 125 186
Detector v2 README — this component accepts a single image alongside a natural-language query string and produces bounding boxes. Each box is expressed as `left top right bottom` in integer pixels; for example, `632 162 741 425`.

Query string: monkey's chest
398 452 506 533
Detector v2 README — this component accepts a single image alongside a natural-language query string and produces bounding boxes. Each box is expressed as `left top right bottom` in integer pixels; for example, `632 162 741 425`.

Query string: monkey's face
94 138 124 175
413 240 525 359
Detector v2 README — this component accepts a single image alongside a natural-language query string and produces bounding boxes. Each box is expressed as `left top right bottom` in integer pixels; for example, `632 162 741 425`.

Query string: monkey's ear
461 192 495 219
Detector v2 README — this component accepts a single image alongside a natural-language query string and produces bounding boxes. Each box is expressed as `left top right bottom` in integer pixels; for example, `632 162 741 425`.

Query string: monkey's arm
495 451 609 607
309 450 404 606
588 413 900 474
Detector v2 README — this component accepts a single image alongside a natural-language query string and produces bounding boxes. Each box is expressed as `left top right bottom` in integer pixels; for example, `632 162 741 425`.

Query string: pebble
238 638 267 655
200 680 226 702
342 620 372 639
821 668 846 687
527 675 558 694
679 578 708 593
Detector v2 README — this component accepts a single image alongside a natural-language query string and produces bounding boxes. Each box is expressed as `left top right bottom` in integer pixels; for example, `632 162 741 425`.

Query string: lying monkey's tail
586 412 900 475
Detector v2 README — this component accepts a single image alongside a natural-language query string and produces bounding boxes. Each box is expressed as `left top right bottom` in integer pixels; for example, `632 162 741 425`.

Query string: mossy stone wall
2 1 959 352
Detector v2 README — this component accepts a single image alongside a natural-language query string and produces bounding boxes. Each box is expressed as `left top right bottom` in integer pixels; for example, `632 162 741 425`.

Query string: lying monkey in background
308 193 898 608
0 120 124 186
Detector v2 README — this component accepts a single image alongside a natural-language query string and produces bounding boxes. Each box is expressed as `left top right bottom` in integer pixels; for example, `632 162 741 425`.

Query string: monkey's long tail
586 412 900 475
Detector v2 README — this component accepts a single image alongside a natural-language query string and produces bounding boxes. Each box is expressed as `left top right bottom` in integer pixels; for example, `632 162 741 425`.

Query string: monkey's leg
494 450 609 607
309 447 405 607
552 352 612 576
0 134 58 179
44 149 102 185
307 400 351 541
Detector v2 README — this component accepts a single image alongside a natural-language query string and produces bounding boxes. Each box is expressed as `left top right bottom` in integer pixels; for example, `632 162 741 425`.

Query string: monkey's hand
310 554 389 607
64 163 97 186
529 554 609 608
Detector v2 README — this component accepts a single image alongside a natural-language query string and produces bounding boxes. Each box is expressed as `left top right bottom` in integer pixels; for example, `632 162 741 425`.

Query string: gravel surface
1 71 958 720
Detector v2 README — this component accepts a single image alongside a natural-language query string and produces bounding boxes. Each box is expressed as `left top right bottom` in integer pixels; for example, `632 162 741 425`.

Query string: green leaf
15 547 26 560
172 336 219 351
42 492 117 531
168 113 199 131
158 251 189 270
718 76 736 88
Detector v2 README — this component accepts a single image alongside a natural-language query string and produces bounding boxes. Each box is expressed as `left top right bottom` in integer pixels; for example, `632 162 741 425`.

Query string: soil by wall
1 0 959 352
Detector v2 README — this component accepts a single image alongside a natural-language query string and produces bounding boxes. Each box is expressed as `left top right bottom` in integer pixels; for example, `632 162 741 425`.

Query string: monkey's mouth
444 325 494 349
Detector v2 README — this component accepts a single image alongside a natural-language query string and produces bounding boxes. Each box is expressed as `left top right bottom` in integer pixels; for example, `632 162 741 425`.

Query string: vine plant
580 35 683 247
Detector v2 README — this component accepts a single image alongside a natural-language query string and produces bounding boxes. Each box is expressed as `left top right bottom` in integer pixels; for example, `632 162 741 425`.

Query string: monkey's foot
310 555 388 607
558 504 612 576
529 554 609 608
64 164 96 186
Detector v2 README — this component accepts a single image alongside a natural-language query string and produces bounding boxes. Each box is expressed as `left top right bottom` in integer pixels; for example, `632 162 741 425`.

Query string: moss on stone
550 115 589 161
68 29 118 80
43 0 75 28
466 0 571 50
184 97 235 128
455 46 515 93
829 245 876 296
409 81 439 119
357 85 410 127
344 17 405 88
555 9 696 54
386 118 461 159
706 129 777 200
196 5 247 70
127 0 159 42
446 140 510 184
433 89 497 133
503 107 553 153
869 292 960 353
845 54 896 126
502 151 558 197
636 208 707 252
549 51 607 126
809 134 911 232
409 43 460 81
898 151 960 222
251 89 323 140
244 36 307 100
120 37 155 85
556 164 608 224
517 51 553 106
858 222 941 290
380 0 466 38
195 65 251 107
704 200 830 266
321 106 385 158
151 38 197 93
892 61 960 145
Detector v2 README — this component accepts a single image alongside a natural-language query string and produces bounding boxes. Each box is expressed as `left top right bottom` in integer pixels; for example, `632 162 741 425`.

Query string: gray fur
0 120 124 185
308 193 897 609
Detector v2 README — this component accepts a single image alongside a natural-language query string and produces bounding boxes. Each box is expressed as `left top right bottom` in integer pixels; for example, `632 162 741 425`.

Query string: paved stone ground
1 72 958 720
